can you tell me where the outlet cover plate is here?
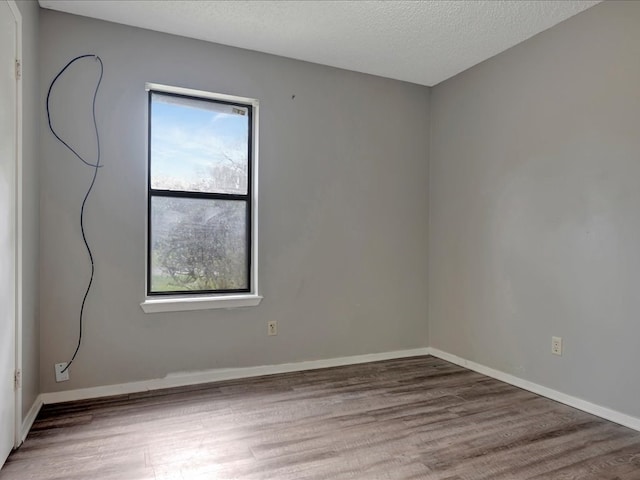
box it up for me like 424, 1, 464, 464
268, 321, 277, 336
55, 363, 70, 382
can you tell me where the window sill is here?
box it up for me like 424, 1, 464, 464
140, 294, 263, 313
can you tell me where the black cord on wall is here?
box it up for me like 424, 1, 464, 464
46, 54, 104, 374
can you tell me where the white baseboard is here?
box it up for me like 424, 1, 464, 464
20, 394, 43, 444
427, 347, 640, 433
34, 346, 640, 440
40, 347, 431, 405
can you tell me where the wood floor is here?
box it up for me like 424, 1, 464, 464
2, 356, 640, 480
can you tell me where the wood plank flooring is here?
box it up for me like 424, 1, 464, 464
2, 356, 640, 479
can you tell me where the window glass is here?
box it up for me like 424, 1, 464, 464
147, 88, 254, 296
150, 92, 249, 195
150, 196, 248, 292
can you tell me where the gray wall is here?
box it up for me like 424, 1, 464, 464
16, 0, 39, 422
39, 10, 430, 393
430, 0, 640, 419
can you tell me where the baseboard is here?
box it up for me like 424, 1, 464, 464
427, 347, 640, 433
28, 346, 640, 439
20, 394, 43, 444
40, 347, 431, 405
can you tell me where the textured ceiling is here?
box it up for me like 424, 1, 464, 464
38, 0, 600, 86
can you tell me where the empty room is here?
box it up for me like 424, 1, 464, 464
1, 0, 640, 478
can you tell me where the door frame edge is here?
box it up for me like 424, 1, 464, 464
6, 0, 23, 450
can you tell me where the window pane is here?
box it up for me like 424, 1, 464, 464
150, 92, 249, 195
150, 196, 248, 292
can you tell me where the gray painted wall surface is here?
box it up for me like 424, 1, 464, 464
39, 11, 430, 393
16, 0, 39, 422
430, 1, 640, 418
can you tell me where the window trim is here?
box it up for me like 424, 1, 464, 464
141, 82, 261, 312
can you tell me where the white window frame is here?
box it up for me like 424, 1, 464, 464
140, 83, 261, 313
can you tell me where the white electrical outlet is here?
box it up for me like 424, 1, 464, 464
268, 321, 277, 336
551, 337, 563, 356
55, 363, 70, 382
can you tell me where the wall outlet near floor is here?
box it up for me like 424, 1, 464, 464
268, 321, 278, 336
55, 362, 70, 382
551, 337, 563, 356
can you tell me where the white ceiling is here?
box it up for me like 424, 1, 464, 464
38, 0, 601, 87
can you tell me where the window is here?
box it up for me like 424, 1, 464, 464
141, 83, 261, 313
